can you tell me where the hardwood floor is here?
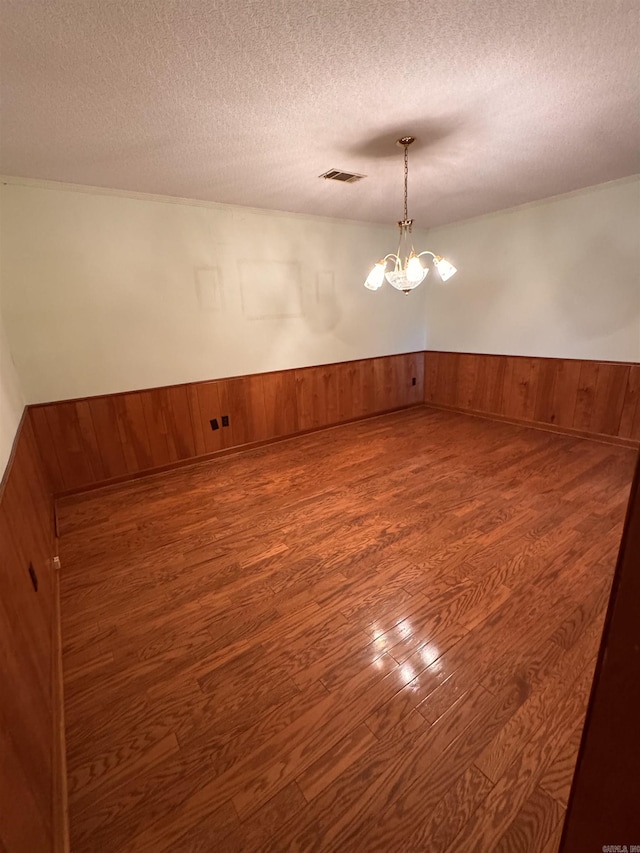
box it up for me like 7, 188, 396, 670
57, 407, 636, 852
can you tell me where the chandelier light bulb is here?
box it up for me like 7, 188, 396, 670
362, 136, 459, 294
406, 253, 425, 284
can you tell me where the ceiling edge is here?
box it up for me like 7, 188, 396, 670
0, 174, 409, 234
3, 172, 638, 237
426, 173, 640, 235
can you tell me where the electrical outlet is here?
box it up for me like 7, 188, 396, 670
412, 377, 417, 386
53, 556, 61, 570
28, 563, 38, 592
210, 418, 219, 431
222, 415, 229, 427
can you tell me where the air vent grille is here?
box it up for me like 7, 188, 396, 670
319, 169, 366, 184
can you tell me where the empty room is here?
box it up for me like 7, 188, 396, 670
1, 1, 639, 851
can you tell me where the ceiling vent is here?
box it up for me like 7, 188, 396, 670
319, 169, 366, 184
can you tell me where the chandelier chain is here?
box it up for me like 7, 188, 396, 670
403, 143, 409, 223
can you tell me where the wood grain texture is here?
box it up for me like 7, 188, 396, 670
30, 354, 424, 494
424, 351, 640, 445
0, 411, 56, 852
55, 408, 636, 852
52, 560, 70, 853
560, 454, 640, 851
261, 370, 299, 437
28, 353, 639, 496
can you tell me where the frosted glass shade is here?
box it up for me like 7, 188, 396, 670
364, 262, 385, 290
434, 257, 457, 282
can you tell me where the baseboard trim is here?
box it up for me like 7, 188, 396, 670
424, 402, 640, 449
53, 403, 425, 500
52, 547, 69, 853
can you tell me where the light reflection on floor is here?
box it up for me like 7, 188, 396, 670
369, 619, 441, 681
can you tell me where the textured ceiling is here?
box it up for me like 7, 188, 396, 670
1, 0, 639, 226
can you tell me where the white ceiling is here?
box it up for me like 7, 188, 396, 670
1, 0, 639, 227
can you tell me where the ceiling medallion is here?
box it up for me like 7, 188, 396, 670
364, 136, 457, 294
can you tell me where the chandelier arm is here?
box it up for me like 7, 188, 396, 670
384, 252, 401, 272
417, 251, 438, 260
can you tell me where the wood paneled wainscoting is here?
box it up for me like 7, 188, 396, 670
0, 412, 65, 851
29, 353, 425, 494
561, 454, 640, 849
424, 352, 640, 446
27, 351, 640, 496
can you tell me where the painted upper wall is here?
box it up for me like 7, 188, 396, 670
2, 176, 637, 408
0, 203, 26, 477
424, 176, 640, 362
0, 181, 428, 403
0, 315, 25, 477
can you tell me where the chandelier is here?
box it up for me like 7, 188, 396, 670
364, 136, 457, 294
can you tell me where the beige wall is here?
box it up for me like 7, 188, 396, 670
2, 176, 638, 413
0, 317, 25, 477
0, 203, 26, 476
424, 176, 640, 362
0, 181, 428, 403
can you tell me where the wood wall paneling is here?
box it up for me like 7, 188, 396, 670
158, 384, 197, 462
139, 389, 174, 468
28, 352, 640, 496
399, 351, 424, 408
0, 412, 56, 851
372, 356, 395, 412
293, 367, 316, 432
220, 375, 269, 446
295, 364, 340, 432
114, 393, 154, 474
532, 357, 558, 425
560, 454, 640, 849
30, 354, 423, 494
0, 721, 51, 852
470, 355, 505, 413
424, 352, 640, 444
549, 359, 582, 428
372, 353, 420, 411
426, 351, 458, 408
592, 363, 630, 436
29, 405, 66, 492
85, 396, 129, 481
618, 365, 640, 439
44, 402, 97, 489
189, 381, 224, 457
336, 360, 368, 422
501, 356, 539, 421
572, 361, 600, 432
260, 370, 300, 438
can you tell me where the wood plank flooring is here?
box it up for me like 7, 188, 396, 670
57, 407, 636, 852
